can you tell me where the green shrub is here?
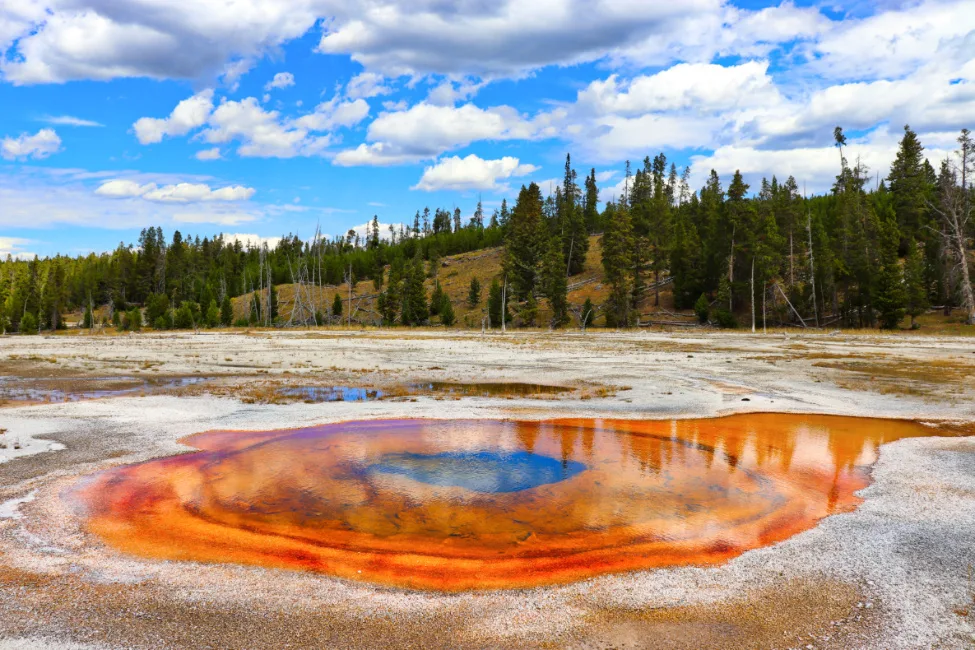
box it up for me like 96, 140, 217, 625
205, 300, 219, 328
173, 302, 196, 329
440, 298, 456, 326
19, 312, 38, 334
715, 309, 738, 329
126, 307, 142, 331
145, 293, 170, 324
220, 295, 233, 327
581, 297, 596, 328
694, 294, 710, 324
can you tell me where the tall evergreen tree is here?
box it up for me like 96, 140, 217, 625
401, 255, 429, 326
467, 277, 481, 307
904, 238, 929, 328
220, 294, 233, 326
541, 237, 569, 327
558, 154, 589, 276
429, 281, 446, 317
873, 209, 907, 329
669, 198, 704, 308
584, 168, 600, 233
503, 183, 546, 301
600, 200, 634, 327
888, 125, 931, 243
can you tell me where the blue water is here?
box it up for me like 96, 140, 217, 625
278, 386, 384, 402
368, 450, 586, 493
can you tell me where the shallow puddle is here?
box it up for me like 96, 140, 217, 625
275, 382, 570, 403
411, 382, 571, 397
0, 376, 209, 404
72, 414, 962, 591
277, 386, 384, 402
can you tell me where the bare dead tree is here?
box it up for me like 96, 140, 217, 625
344, 263, 354, 328
928, 131, 975, 325
501, 275, 508, 335
570, 302, 599, 332
807, 206, 819, 328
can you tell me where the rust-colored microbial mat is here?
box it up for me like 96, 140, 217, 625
74, 415, 952, 591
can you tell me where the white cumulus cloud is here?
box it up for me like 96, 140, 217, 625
133, 90, 214, 144
1, 128, 61, 160
195, 147, 223, 161
95, 179, 256, 203
202, 97, 332, 158
412, 155, 539, 192
264, 71, 295, 91
221, 232, 283, 249
1, 1, 321, 84
346, 72, 390, 99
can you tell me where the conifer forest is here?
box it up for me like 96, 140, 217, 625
3, 126, 972, 335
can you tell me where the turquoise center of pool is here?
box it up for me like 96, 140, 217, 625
369, 450, 587, 493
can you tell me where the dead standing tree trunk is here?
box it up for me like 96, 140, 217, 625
929, 132, 975, 325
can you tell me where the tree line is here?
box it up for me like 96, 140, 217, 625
0, 125, 972, 333
500, 126, 974, 330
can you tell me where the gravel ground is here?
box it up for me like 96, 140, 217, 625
0, 329, 973, 649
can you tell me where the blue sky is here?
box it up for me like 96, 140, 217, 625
1, 0, 973, 258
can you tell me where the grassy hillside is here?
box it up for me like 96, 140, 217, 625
233, 235, 683, 328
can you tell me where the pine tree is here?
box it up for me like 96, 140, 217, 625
714, 276, 736, 328
648, 153, 672, 307
872, 196, 906, 330
520, 294, 538, 327
694, 294, 710, 324
368, 215, 381, 250
467, 277, 481, 307
888, 125, 930, 241
503, 183, 546, 300
332, 293, 343, 319
581, 296, 595, 329
206, 299, 219, 328
487, 278, 509, 328
401, 256, 428, 326
429, 281, 446, 316
541, 237, 569, 327
126, 307, 142, 331
584, 169, 600, 233
440, 296, 456, 326
669, 202, 704, 308
559, 154, 589, 276
379, 263, 403, 326
699, 170, 727, 293
498, 199, 510, 231
904, 238, 929, 328
746, 178, 784, 326
220, 294, 233, 326
600, 200, 634, 327
251, 291, 261, 324
19, 311, 37, 334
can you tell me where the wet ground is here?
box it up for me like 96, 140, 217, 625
0, 330, 973, 648
0, 375, 210, 406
